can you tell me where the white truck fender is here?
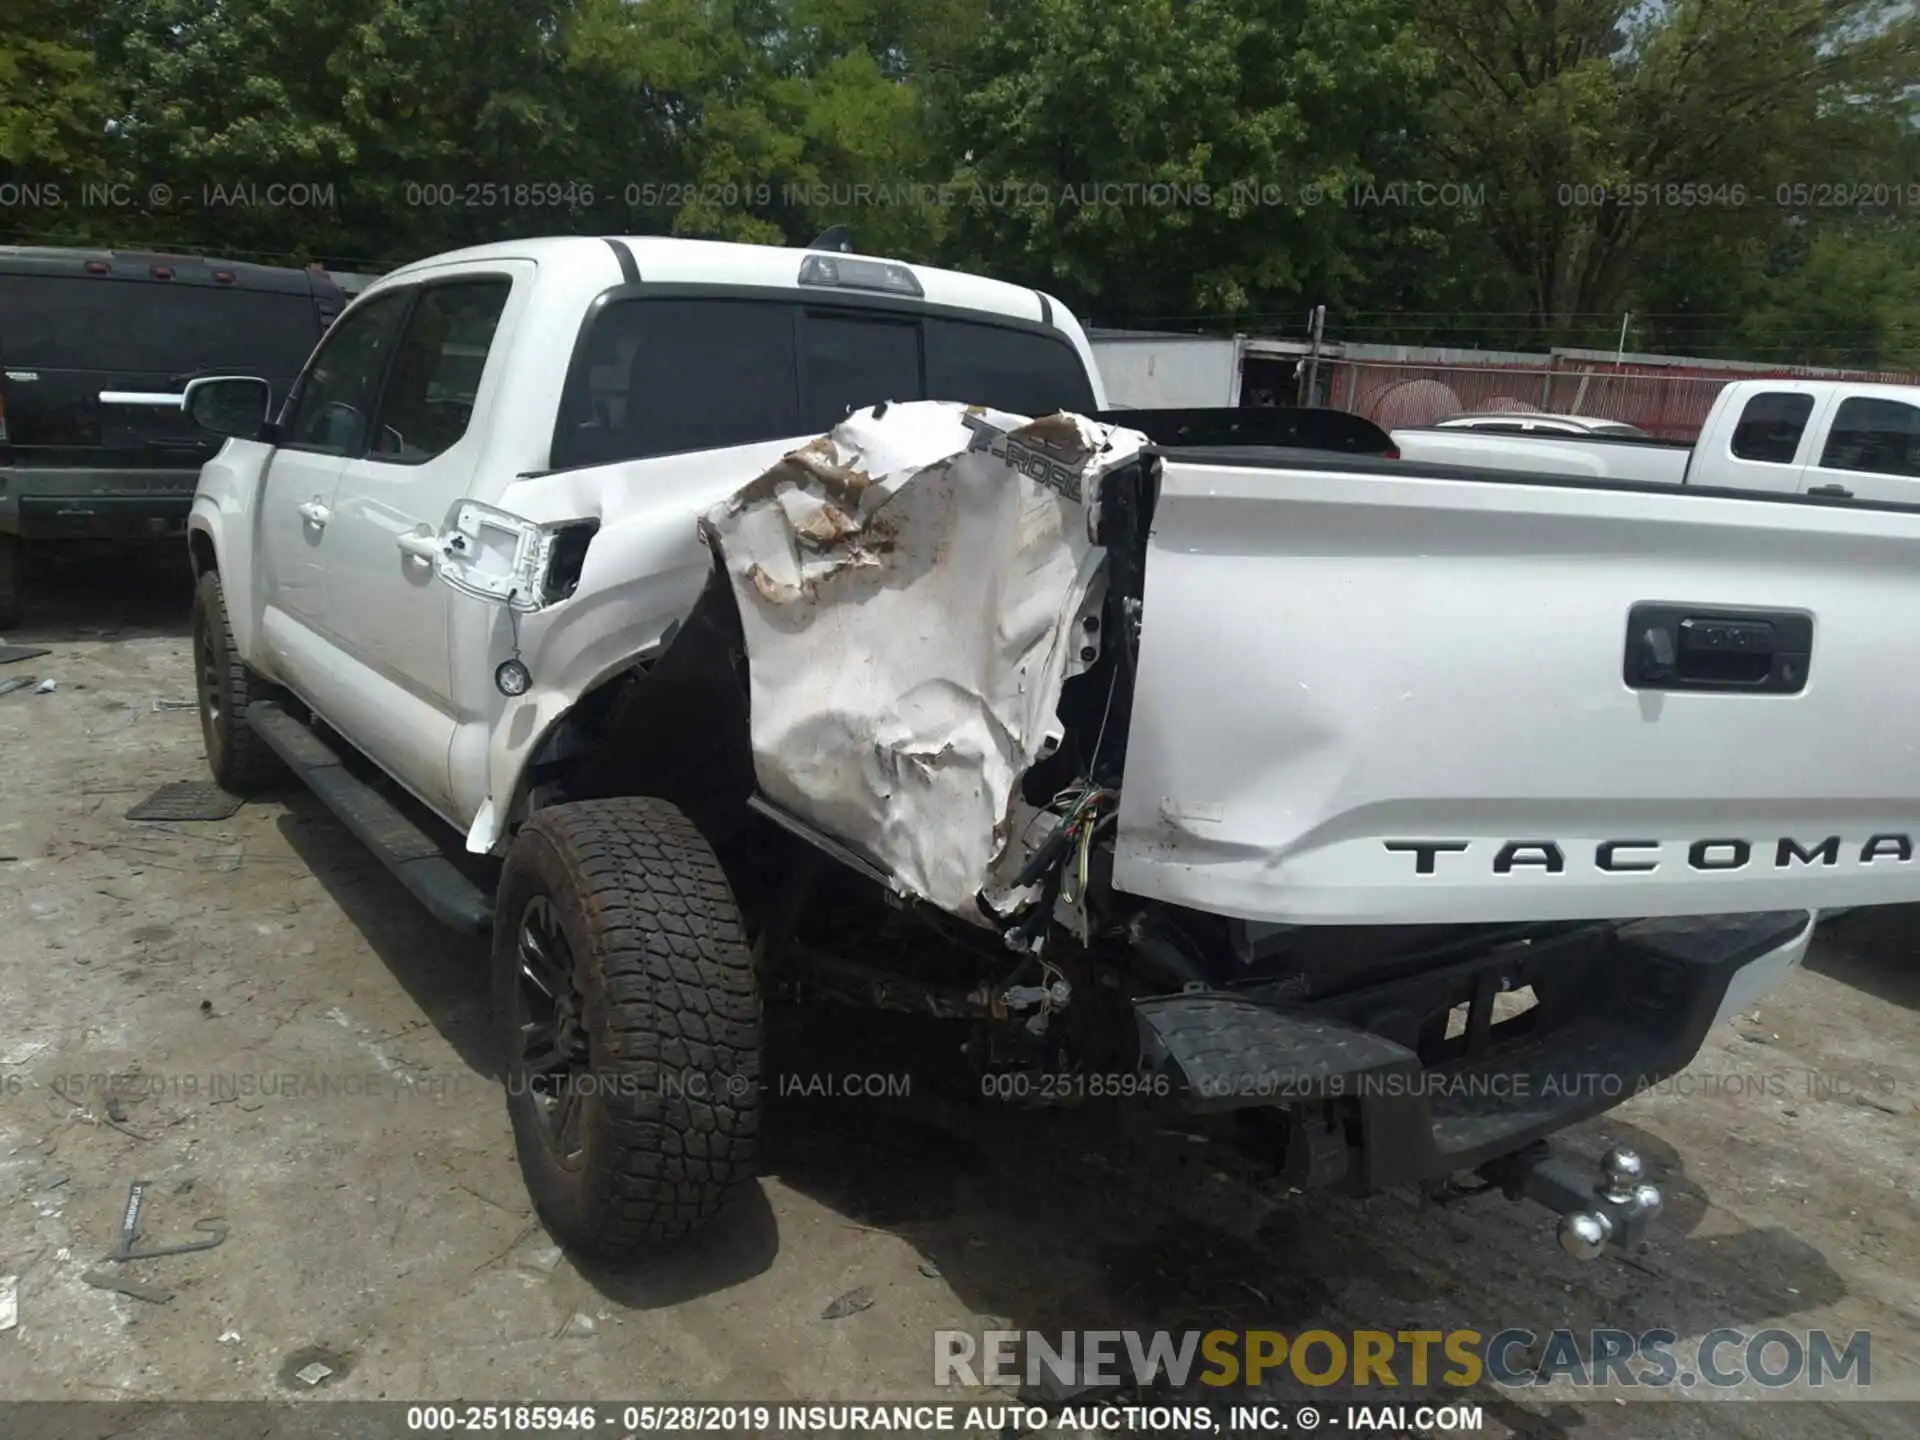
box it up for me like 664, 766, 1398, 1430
445, 435, 826, 853
464, 628, 677, 855
187, 436, 276, 666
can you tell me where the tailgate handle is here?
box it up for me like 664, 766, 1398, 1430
1626, 604, 1811, 694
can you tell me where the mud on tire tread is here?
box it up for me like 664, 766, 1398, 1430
193, 569, 283, 791
497, 798, 760, 1258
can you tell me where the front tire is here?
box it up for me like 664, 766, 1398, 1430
496, 797, 761, 1258
192, 569, 282, 791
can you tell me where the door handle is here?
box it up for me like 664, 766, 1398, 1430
296, 498, 331, 527
1807, 483, 1852, 498
395, 529, 442, 563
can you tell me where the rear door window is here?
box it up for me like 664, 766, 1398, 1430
369, 280, 512, 464
1730, 392, 1815, 463
1817, 397, 1920, 479
280, 292, 412, 456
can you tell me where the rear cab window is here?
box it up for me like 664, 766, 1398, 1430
923, 316, 1097, 419
801, 313, 921, 432
550, 293, 1096, 469
1729, 392, 1816, 464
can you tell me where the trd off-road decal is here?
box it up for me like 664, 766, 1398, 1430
960, 412, 1085, 503
1384, 835, 1917, 875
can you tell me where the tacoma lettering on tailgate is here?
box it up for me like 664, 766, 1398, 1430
1385, 835, 1916, 875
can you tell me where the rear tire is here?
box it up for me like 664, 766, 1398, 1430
496, 797, 761, 1258
0, 534, 21, 630
192, 570, 282, 791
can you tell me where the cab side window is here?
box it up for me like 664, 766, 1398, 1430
281, 292, 410, 455
1818, 397, 1920, 480
1729, 392, 1815, 464
370, 280, 512, 464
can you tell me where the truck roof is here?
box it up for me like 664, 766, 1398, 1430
374, 234, 1061, 329
1716, 375, 1920, 405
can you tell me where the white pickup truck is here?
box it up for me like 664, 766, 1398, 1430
1394, 377, 1920, 500
179, 235, 1920, 1263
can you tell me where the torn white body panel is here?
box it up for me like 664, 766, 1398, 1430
702, 401, 1145, 919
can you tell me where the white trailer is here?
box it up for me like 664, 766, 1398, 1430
1090, 332, 1244, 409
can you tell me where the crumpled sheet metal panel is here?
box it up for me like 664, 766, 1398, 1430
701, 401, 1146, 920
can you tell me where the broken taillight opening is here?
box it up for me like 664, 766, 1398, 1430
151, 265, 174, 280
213, 269, 236, 284
542, 521, 600, 604
85, 260, 110, 275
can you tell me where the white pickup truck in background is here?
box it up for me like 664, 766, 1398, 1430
1394, 378, 1920, 501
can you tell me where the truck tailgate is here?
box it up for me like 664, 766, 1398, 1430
1112, 454, 1920, 924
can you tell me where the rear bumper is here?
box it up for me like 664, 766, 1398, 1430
0, 468, 198, 538
1135, 909, 1813, 1189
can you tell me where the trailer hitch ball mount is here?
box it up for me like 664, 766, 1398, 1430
1480, 1145, 1664, 1262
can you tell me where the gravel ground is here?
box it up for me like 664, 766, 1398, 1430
0, 553, 1916, 1437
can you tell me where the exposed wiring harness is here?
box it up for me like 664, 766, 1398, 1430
1055, 784, 1111, 906
990, 781, 1112, 953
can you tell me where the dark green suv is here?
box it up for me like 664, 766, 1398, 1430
0, 246, 344, 626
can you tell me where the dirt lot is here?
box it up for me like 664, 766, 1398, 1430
1, 553, 1918, 1437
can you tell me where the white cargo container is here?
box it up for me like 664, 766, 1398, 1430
1090, 332, 1244, 408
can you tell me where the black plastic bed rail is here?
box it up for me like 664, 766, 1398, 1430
1098, 406, 1395, 456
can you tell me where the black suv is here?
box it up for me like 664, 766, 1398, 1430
0, 246, 344, 626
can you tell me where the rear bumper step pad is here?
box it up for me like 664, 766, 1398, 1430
1135, 909, 1812, 1187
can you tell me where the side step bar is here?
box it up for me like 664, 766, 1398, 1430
245, 700, 493, 934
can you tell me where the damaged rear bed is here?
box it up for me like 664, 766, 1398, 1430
565, 398, 1920, 1258
688, 399, 1920, 931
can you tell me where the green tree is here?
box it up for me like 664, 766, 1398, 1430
1415, 0, 1918, 341
0, 0, 113, 247
97, 0, 369, 260
569, 0, 944, 255
925, 0, 1432, 324
97, 1, 601, 266
332, 0, 595, 256
1735, 223, 1920, 370
0, 0, 106, 171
